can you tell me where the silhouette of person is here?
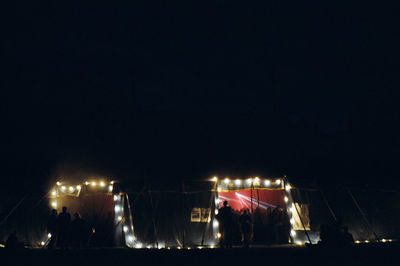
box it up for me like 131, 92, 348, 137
265, 208, 274, 244
216, 200, 234, 248
5, 231, 23, 250
272, 205, 282, 243
239, 209, 252, 248
342, 226, 354, 246
57, 206, 71, 249
71, 213, 87, 249
282, 208, 291, 244
47, 209, 58, 249
252, 207, 266, 244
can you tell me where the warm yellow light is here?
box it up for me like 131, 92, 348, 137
40, 241, 45, 246
254, 177, 260, 182
108, 185, 113, 192
177, 246, 182, 249
47, 233, 52, 238
389, 239, 393, 242
69, 186, 74, 192
235, 179, 242, 186
381, 239, 387, 243
211, 176, 218, 182
100, 181, 105, 187
290, 218, 295, 224
285, 184, 291, 191
61, 186, 66, 192
117, 216, 123, 221
135, 243, 143, 248
51, 190, 56, 196
76, 185, 81, 190
246, 178, 252, 185
355, 240, 361, 244
224, 178, 230, 184
51, 201, 57, 208
290, 230, 296, 237
215, 209, 219, 215
284, 196, 289, 202
275, 179, 281, 185
365, 240, 370, 243
217, 233, 221, 238
85, 181, 90, 185
110, 181, 115, 184
56, 181, 62, 186
264, 180, 271, 186
217, 187, 221, 192
91, 181, 97, 187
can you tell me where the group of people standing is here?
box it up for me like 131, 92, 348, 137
319, 219, 354, 247
47, 206, 91, 249
216, 201, 291, 248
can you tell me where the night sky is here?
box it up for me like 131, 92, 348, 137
2, 1, 399, 194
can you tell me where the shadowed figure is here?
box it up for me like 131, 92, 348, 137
5, 231, 24, 250
47, 209, 58, 249
216, 201, 234, 248
71, 213, 88, 249
57, 206, 71, 249
342, 226, 354, 246
239, 209, 252, 248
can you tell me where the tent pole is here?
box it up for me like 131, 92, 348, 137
250, 182, 253, 214
148, 188, 159, 248
201, 181, 217, 246
346, 187, 380, 242
0, 193, 29, 226
182, 180, 186, 249
125, 194, 135, 243
318, 189, 337, 222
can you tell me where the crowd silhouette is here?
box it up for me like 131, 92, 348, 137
318, 219, 354, 247
46, 206, 93, 249
216, 201, 291, 248
216, 201, 354, 248
5, 202, 355, 249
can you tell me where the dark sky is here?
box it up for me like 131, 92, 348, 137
1, 1, 399, 193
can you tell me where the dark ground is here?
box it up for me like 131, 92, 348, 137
1, 243, 399, 266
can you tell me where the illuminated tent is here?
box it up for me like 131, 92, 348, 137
2, 176, 399, 248
216, 176, 310, 245
48, 180, 136, 248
